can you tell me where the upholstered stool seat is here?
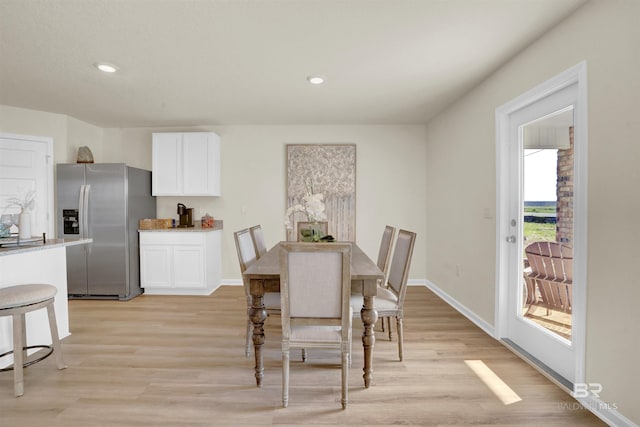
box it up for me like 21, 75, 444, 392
0, 284, 67, 397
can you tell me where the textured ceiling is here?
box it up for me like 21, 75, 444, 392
0, 0, 587, 128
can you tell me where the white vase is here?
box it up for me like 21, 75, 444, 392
18, 210, 31, 239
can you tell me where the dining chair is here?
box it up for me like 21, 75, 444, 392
279, 242, 352, 409
233, 228, 280, 357
375, 225, 396, 333
352, 229, 416, 361
249, 224, 267, 258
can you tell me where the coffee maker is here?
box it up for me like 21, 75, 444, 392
177, 203, 194, 228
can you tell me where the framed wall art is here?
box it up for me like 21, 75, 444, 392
286, 144, 356, 241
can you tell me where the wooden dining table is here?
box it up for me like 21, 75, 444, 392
242, 241, 384, 388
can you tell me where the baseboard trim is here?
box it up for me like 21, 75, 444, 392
223, 278, 429, 287
221, 279, 243, 286
575, 395, 638, 427
424, 280, 494, 337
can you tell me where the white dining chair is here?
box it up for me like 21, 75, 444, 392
279, 242, 352, 409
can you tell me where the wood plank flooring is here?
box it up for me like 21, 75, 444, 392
0, 286, 604, 426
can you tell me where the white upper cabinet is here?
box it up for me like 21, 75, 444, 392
152, 132, 221, 196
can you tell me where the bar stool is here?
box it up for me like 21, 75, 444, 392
0, 284, 67, 397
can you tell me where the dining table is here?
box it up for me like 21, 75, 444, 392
242, 241, 384, 388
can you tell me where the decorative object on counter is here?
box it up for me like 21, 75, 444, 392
5, 189, 36, 239
177, 203, 194, 227
157, 218, 173, 229
297, 220, 328, 242
76, 146, 94, 163
1, 214, 18, 236
201, 213, 214, 228
139, 218, 174, 229
139, 219, 157, 230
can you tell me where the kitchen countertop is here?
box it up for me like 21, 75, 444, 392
138, 219, 223, 232
0, 237, 93, 256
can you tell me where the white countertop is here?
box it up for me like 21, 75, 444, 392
0, 237, 92, 256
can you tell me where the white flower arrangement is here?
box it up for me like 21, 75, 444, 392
5, 189, 36, 211
284, 180, 327, 230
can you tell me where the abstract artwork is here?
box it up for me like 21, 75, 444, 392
286, 144, 356, 241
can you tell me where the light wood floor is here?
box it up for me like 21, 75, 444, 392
1, 286, 604, 426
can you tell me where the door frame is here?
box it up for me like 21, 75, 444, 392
0, 132, 55, 237
494, 62, 588, 387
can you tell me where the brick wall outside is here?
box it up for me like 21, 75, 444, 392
556, 126, 574, 245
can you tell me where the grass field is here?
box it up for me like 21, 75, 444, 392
524, 206, 555, 214
524, 221, 556, 242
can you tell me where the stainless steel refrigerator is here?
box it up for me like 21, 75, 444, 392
56, 164, 156, 300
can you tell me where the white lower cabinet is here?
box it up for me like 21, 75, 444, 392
140, 230, 221, 295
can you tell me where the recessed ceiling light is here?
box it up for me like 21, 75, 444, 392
95, 62, 118, 73
307, 75, 325, 85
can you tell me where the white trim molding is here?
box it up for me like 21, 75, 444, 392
576, 395, 639, 427
425, 280, 495, 337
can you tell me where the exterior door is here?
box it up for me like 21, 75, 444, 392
496, 63, 587, 389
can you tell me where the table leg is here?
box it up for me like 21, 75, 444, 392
360, 295, 378, 388
249, 293, 267, 387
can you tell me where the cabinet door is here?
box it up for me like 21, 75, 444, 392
152, 133, 182, 196
183, 133, 220, 196
173, 245, 205, 288
140, 245, 172, 288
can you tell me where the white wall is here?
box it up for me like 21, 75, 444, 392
102, 125, 428, 282
425, 0, 640, 423
0, 105, 69, 162
1, 108, 428, 283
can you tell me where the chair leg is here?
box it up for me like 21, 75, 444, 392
341, 350, 349, 410
12, 314, 24, 397
282, 349, 290, 408
245, 319, 252, 357
301, 348, 307, 362
46, 303, 67, 370
397, 317, 404, 362
388, 317, 393, 341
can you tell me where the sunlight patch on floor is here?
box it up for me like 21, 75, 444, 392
465, 360, 522, 405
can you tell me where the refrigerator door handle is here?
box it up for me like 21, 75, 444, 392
78, 184, 86, 238
83, 184, 91, 238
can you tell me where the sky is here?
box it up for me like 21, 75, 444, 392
524, 149, 557, 202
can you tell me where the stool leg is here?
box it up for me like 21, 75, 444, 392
12, 314, 24, 397
46, 303, 67, 370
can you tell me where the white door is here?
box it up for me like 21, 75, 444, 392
496, 63, 587, 389
0, 134, 54, 237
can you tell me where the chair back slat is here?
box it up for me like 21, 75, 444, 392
250, 225, 267, 258
376, 226, 396, 281
234, 228, 257, 273
386, 230, 416, 305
